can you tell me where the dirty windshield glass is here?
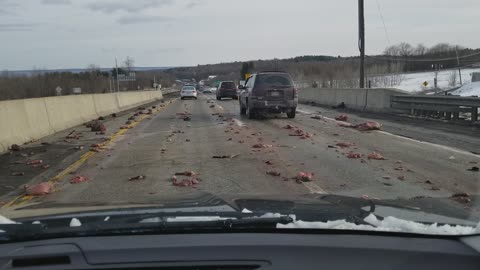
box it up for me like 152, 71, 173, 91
0, 0, 479, 236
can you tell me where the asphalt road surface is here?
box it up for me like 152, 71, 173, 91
1, 92, 479, 218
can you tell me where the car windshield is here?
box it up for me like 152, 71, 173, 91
0, 0, 479, 238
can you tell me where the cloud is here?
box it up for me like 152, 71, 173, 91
42, 0, 71, 4
0, 23, 34, 31
87, 0, 173, 14
117, 15, 172, 25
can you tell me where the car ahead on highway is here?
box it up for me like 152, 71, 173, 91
180, 85, 198, 100
239, 71, 298, 119
216, 81, 238, 100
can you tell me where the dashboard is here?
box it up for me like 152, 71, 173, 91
1, 232, 479, 269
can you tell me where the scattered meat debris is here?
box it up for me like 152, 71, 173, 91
120, 126, 133, 129
354, 121, 382, 131
266, 170, 281, 177
467, 166, 479, 172
25, 182, 53, 196
11, 172, 25, 176
335, 114, 348, 121
264, 160, 273, 165
10, 144, 22, 151
128, 175, 146, 181
98, 116, 105, 120
397, 175, 405, 181
90, 121, 106, 132
336, 142, 353, 148
451, 193, 471, 204
111, 113, 117, 118
27, 159, 43, 166
66, 130, 81, 139
283, 124, 295, 129
295, 172, 314, 183
367, 152, 385, 160
172, 175, 200, 187
175, 171, 196, 177
70, 175, 89, 184
346, 152, 362, 159
310, 115, 322, 120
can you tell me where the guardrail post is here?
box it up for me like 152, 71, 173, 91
472, 107, 478, 123
446, 112, 452, 120
453, 112, 460, 120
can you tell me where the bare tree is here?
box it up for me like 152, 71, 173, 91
413, 44, 427, 56
448, 70, 457, 87
124, 56, 135, 73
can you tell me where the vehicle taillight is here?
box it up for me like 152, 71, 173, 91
293, 88, 298, 98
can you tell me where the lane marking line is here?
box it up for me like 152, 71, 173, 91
232, 118, 246, 127
377, 131, 479, 158
2, 99, 176, 209
297, 107, 478, 158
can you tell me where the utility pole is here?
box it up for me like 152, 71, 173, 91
115, 57, 120, 92
358, 0, 365, 88
455, 46, 463, 85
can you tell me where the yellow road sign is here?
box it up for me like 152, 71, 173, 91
245, 73, 251, 80
423, 81, 428, 87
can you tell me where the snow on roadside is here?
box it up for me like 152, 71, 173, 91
379, 68, 480, 93
451, 81, 480, 97
277, 214, 480, 235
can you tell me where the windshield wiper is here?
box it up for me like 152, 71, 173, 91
0, 215, 294, 242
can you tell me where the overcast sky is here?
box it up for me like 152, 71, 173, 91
1, 0, 479, 70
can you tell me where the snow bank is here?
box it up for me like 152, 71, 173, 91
277, 214, 480, 235
451, 81, 480, 97
378, 68, 480, 93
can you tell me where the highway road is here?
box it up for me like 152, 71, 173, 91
1, 92, 479, 218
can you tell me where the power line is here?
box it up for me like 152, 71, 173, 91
365, 51, 480, 62
375, 0, 390, 46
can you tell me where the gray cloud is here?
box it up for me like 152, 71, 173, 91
0, 23, 34, 32
87, 0, 173, 14
117, 15, 172, 25
42, 0, 71, 4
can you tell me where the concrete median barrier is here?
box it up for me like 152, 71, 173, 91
0, 98, 53, 153
0, 90, 163, 153
44, 94, 98, 132
299, 88, 409, 112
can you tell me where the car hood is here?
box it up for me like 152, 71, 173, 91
2, 192, 479, 226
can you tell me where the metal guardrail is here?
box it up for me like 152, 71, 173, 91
391, 95, 480, 123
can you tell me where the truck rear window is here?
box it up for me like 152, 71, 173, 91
256, 74, 293, 87
221, 82, 236, 89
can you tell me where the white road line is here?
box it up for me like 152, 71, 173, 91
232, 118, 245, 127
296, 109, 311, 114
377, 131, 479, 158
297, 107, 478, 158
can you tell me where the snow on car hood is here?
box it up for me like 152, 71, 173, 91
277, 213, 480, 235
